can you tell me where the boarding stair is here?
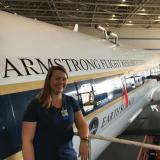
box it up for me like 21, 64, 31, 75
137, 136, 160, 160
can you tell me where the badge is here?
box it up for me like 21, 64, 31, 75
61, 108, 69, 120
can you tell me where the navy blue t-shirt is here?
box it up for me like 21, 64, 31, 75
23, 95, 80, 160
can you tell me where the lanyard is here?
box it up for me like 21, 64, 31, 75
61, 95, 69, 120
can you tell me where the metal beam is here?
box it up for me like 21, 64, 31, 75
25, 15, 160, 22
48, 1, 160, 8
2, 0, 160, 8
46, 20, 160, 26
121, 0, 152, 25
90, 2, 97, 27
1, 8, 160, 16
1, 0, 160, 29
43, 20, 159, 24
46, 0, 63, 26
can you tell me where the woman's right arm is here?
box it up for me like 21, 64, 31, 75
22, 122, 37, 160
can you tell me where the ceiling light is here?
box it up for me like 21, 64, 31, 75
125, 23, 133, 26
137, 13, 147, 15
112, 14, 115, 17
122, 0, 126, 2
4, 5, 9, 8
119, 4, 128, 6
158, 16, 160, 19
129, 20, 132, 23
109, 18, 118, 20
141, 8, 146, 12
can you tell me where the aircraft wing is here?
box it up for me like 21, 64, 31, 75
122, 103, 160, 136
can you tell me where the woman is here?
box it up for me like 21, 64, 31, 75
22, 65, 89, 160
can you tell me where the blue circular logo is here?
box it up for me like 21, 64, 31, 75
89, 117, 99, 134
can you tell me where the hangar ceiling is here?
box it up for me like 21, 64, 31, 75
1, 0, 160, 28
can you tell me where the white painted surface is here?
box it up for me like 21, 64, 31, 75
79, 27, 160, 53
1, 11, 160, 160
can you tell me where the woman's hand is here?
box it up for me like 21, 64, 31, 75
79, 140, 90, 160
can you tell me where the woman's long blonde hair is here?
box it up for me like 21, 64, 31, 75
37, 65, 68, 108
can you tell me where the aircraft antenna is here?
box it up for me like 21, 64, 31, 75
95, 25, 119, 45
73, 24, 78, 32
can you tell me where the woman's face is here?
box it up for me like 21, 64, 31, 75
50, 70, 67, 95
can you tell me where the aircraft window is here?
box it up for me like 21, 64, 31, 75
150, 68, 158, 76
147, 67, 160, 80
134, 76, 143, 86
141, 71, 148, 81
145, 70, 151, 77
143, 70, 152, 81
157, 68, 160, 76
154, 68, 160, 76
65, 76, 123, 115
79, 83, 95, 112
125, 76, 136, 92
141, 72, 146, 84
93, 76, 123, 108
64, 83, 78, 101
112, 78, 123, 99
143, 71, 148, 78
75, 80, 96, 114
92, 77, 112, 107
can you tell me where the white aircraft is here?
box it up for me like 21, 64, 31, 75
1, 11, 160, 160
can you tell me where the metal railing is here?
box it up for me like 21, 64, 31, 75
75, 132, 160, 160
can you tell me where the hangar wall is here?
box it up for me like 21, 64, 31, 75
79, 27, 160, 53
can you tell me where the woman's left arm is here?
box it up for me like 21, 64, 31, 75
74, 111, 89, 160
